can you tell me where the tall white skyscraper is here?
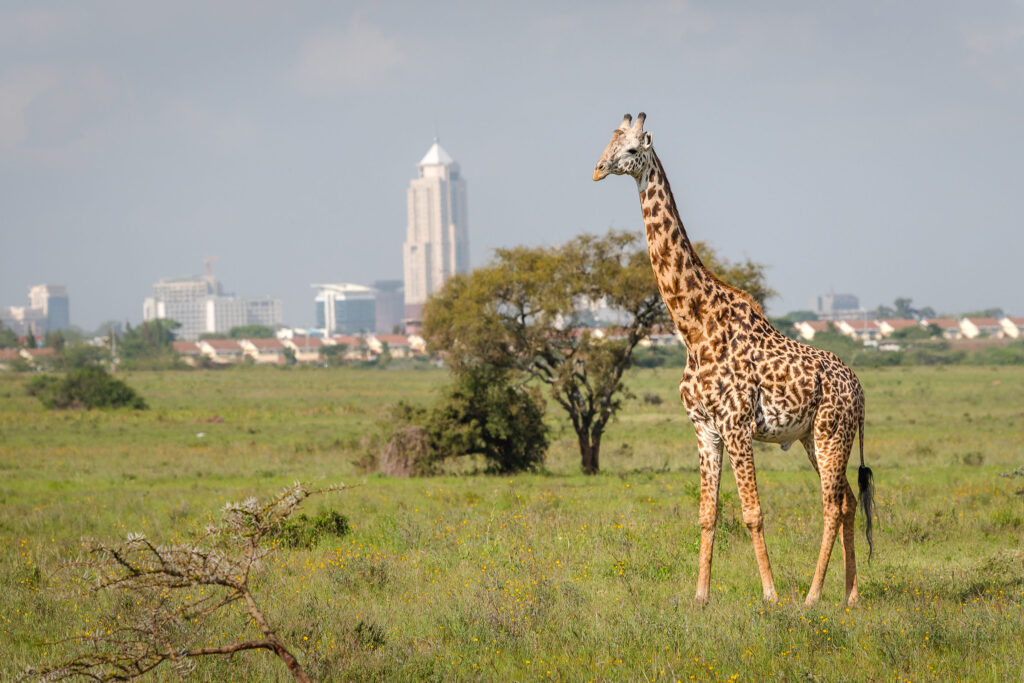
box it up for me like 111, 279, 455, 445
402, 138, 469, 323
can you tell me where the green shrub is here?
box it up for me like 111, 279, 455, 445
385, 366, 550, 474
427, 366, 550, 473
273, 510, 351, 548
26, 366, 148, 410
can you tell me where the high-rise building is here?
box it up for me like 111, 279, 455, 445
1, 284, 70, 337
313, 283, 376, 335
813, 291, 861, 321
28, 285, 70, 332
143, 265, 281, 340
402, 138, 469, 324
372, 280, 404, 333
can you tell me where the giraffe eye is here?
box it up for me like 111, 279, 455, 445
626, 148, 637, 154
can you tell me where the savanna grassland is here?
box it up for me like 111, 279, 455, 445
1, 365, 1022, 681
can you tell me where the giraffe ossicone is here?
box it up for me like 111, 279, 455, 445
594, 113, 875, 607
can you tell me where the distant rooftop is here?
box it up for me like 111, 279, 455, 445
311, 283, 375, 295
419, 138, 454, 166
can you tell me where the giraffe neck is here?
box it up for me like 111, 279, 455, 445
637, 151, 720, 345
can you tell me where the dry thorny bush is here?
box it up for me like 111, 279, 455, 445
27, 482, 349, 682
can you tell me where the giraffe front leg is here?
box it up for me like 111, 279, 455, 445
692, 421, 723, 606
724, 429, 778, 603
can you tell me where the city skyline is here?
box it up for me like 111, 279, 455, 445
2, 3, 1023, 329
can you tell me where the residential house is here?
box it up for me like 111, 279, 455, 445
407, 334, 428, 356
835, 319, 881, 342
329, 335, 371, 361
793, 320, 831, 341
172, 341, 203, 366
876, 319, 921, 337
921, 318, 962, 339
284, 336, 328, 363
369, 334, 414, 358
960, 317, 1004, 339
198, 339, 244, 364
17, 347, 56, 368
241, 338, 287, 364
999, 317, 1024, 339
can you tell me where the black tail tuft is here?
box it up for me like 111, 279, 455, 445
858, 465, 875, 561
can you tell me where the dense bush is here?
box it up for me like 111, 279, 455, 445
386, 366, 550, 474
272, 510, 351, 549
27, 367, 148, 410
429, 367, 549, 473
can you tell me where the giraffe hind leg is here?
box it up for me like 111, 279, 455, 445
839, 480, 859, 605
804, 427, 856, 606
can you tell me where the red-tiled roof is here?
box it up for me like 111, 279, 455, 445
23, 347, 55, 357
374, 334, 410, 346
842, 320, 876, 330
290, 336, 325, 349
1006, 317, 1024, 326
247, 338, 284, 350
202, 339, 242, 350
173, 341, 201, 354
0, 349, 19, 361
964, 317, 1001, 327
800, 321, 831, 331
879, 319, 919, 330
329, 336, 361, 347
925, 318, 960, 329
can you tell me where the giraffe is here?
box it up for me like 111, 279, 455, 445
593, 113, 875, 607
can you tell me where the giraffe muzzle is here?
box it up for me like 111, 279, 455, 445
593, 163, 610, 181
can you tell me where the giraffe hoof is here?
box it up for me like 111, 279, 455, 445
803, 594, 820, 608
693, 594, 709, 608
763, 591, 778, 603
846, 593, 860, 607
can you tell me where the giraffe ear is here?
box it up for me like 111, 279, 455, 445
642, 131, 653, 149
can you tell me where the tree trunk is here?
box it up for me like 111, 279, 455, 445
579, 431, 602, 475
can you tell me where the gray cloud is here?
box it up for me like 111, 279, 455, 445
290, 16, 406, 94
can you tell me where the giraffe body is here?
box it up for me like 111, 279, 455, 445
594, 113, 874, 606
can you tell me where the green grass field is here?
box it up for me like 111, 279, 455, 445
2, 365, 1022, 681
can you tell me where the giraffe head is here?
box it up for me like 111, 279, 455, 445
593, 112, 653, 182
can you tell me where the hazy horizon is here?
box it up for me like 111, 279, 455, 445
3, 1, 1023, 329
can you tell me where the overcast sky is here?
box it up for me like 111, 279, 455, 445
2, 1, 1022, 329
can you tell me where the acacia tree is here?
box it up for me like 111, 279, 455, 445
424, 232, 666, 474
424, 231, 775, 475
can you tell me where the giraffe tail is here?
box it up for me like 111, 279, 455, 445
857, 401, 875, 560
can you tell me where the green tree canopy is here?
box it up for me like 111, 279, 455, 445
229, 325, 275, 339
424, 231, 669, 474
119, 320, 181, 369
0, 323, 19, 349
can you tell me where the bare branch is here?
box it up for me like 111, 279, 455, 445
33, 482, 348, 682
